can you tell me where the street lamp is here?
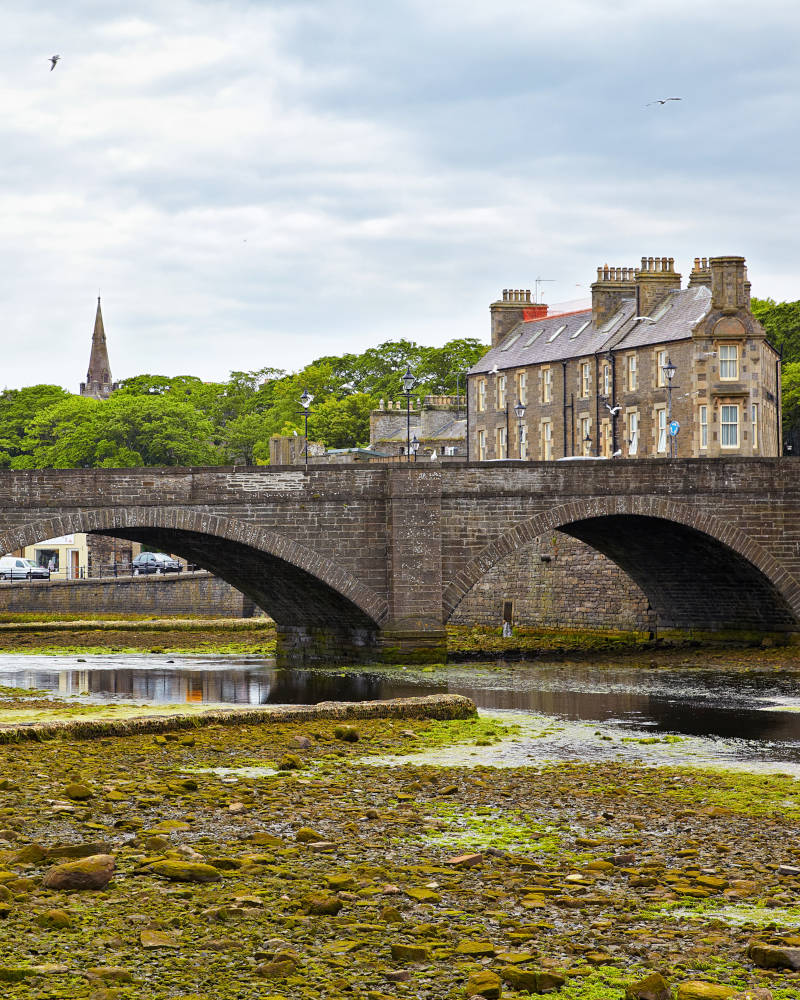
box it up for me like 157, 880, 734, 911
411, 435, 420, 461
299, 388, 314, 465
401, 367, 418, 463
513, 399, 526, 458
662, 358, 677, 458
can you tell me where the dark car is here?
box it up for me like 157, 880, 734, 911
131, 552, 183, 575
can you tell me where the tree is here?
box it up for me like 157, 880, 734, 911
311, 394, 375, 450
751, 298, 800, 364
0, 385, 72, 467
220, 412, 273, 465
782, 362, 800, 453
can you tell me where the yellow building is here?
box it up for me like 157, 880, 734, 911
22, 534, 89, 579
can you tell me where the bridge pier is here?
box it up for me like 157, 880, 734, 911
274, 621, 448, 666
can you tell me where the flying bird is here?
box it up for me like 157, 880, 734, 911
632, 315, 656, 324
605, 403, 621, 416
644, 97, 681, 107
49, 54, 60, 71
490, 364, 499, 374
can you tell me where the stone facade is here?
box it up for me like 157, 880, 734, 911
0, 462, 796, 662
469, 256, 782, 462
370, 396, 467, 459
0, 571, 255, 618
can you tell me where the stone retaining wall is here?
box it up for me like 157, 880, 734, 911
0, 571, 255, 618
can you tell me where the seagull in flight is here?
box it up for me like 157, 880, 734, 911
49, 54, 60, 71
605, 403, 621, 416
644, 97, 681, 107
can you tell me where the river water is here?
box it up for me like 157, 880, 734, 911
2, 652, 800, 776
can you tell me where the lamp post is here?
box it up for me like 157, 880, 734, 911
401, 367, 418, 463
662, 357, 677, 458
513, 399, 526, 458
299, 388, 314, 465
411, 435, 420, 462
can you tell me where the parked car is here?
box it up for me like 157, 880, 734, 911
0, 556, 51, 581
131, 552, 183, 575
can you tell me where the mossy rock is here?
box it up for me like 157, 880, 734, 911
677, 983, 738, 1000
626, 972, 671, 1000
302, 892, 343, 915
278, 753, 303, 770
146, 860, 221, 884
42, 854, 115, 891
36, 908, 72, 930
390, 943, 430, 962
64, 782, 93, 801
334, 725, 359, 743
295, 827, 326, 843
465, 969, 502, 998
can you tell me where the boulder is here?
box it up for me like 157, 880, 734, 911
677, 983, 738, 1000
42, 854, 115, 891
747, 941, 800, 970
390, 943, 430, 962
626, 972, 671, 1000
146, 860, 221, 883
465, 969, 502, 998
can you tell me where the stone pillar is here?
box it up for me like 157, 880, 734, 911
379, 467, 447, 663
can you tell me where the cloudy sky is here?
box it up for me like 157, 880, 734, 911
2, 0, 799, 390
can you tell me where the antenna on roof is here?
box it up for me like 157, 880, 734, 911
534, 277, 556, 303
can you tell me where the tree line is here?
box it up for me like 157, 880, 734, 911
0, 338, 486, 469
751, 297, 800, 451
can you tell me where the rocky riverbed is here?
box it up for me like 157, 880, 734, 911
0, 702, 797, 999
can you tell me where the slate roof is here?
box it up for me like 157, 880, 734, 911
377, 417, 467, 443
469, 285, 712, 375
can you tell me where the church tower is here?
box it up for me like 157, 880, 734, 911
80, 297, 118, 399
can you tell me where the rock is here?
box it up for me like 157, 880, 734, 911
390, 943, 430, 962
380, 906, 403, 923
48, 841, 111, 859
747, 941, 800, 970
278, 753, 303, 770
12, 842, 47, 864
626, 972, 671, 1000
455, 941, 496, 957
677, 983, 738, 1000
86, 967, 133, 982
295, 827, 326, 843
36, 908, 73, 929
446, 853, 483, 869
465, 969, 502, 998
146, 860, 221, 883
42, 854, 115, 891
256, 958, 297, 979
0, 885, 12, 902
537, 971, 565, 992
334, 725, 359, 743
500, 965, 538, 992
405, 887, 441, 903
64, 783, 93, 801
0, 967, 34, 982
302, 893, 343, 915
144, 836, 170, 852
733, 990, 773, 1000
777, 864, 800, 877
140, 929, 180, 948
291, 735, 312, 749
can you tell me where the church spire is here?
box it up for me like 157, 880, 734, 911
80, 297, 117, 399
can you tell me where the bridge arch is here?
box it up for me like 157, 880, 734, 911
0, 507, 389, 630
444, 495, 800, 632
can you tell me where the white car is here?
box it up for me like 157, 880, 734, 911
0, 556, 51, 581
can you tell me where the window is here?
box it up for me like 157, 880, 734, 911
518, 371, 527, 405
627, 355, 637, 391
500, 332, 521, 351
699, 404, 708, 450
524, 328, 544, 347
541, 420, 552, 461
477, 429, 486, 461
656, 406, 667, 453
547, 324, 566, 343
719, 344, 739, 380
581, 362, 591, 398
519, 423, 528, 459
600, 418, 611, 458
579, 416, 591, 455
655, 349, 667, 387
603, 364, 611, 397
497, 374, 506, 409
496, 426, 507, 459
752, 403, 759, 451
627, 410, 639, 456
721, 404, 739, 447
541, 366, 552, 404
477, 379, 486, 412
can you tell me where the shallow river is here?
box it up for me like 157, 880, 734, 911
2, 653, 800, 776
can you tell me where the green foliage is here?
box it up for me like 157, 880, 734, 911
751, 297, 800, 363
0, 337, 487, 467
780, 361, 800, 449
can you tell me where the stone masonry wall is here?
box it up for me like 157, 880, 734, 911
450, 533, 651, 629
0, 572, 256, 618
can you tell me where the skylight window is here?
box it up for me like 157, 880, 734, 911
569, 320, 590, 340
500, 332, 521, 351
547, 324, 566, 343
601, 307, 628, 334
524, 329, 544, 347
650, 297, 674, 322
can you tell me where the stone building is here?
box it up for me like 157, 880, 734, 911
370, 396, 467, 459
80, 297, 118, 400
468, 256, 782, 462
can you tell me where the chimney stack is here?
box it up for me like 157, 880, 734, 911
709, 256, 748, 314
490, 289, 545, 347
635, 256, 682, 316
591, 264, 636, 328
688, 257, 712, 289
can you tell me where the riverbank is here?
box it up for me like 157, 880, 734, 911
0, 616, 797, 663
0, 702, 796, 999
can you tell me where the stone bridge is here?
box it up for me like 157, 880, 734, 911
0, 459, 798, 662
